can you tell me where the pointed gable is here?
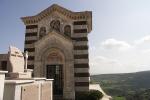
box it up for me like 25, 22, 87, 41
21, 4, 92, 33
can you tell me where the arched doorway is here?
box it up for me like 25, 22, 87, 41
34, 32, 75, 100
45, 49, 64, 95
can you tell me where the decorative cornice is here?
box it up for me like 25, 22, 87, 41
21, 4, 92, 32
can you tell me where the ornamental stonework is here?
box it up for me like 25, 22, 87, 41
21, 4, 92, 100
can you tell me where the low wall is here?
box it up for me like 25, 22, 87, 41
90, 84, 112, 100
3, 78, 53, 100
0, 71, 7, 100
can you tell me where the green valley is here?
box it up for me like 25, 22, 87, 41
91, 71, 150, 100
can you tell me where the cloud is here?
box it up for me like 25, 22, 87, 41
90, 55, 125, 74
90, 36, 150, 74
96, 56, 120, 64
90, 56, 122, 69
134, 35, 150, 45
142, 49, 150, 54
101, 38, 132, 51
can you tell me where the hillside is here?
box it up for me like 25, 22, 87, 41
91, 71, 150, 100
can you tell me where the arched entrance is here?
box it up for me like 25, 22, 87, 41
34, 32, 75, 100
45, 49, 64, 95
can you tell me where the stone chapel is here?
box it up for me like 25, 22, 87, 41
0, 4, 92, 100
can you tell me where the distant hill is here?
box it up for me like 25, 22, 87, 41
91, 71, 150, 100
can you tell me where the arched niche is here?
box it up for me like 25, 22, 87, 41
39, 27, 46, 39
64, 25, 71, 37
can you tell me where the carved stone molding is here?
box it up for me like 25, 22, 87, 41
21, 4, 92, 33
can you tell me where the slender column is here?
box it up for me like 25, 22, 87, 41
24, 51, 28, 70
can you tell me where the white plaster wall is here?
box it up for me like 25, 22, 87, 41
14, 85, 21, 100
0, 74, 5, 100
3, 79, 53, 100
3, 84, 15, 100
0, 71, 7, 100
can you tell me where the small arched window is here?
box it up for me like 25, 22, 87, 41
50, 20, 60, 32
39, 27, 46, 39
64, 25, 71, 37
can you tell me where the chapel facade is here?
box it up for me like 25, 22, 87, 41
0, 4, 92, 100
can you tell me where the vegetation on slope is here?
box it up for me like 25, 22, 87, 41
91, 71, 150, 100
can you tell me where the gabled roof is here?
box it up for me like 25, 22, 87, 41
21, 4, 92, 32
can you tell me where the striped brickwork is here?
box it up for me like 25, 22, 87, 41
24, 25, 38, 69
72, 21, 90, 92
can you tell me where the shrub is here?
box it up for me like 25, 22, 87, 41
76, 90, 103, 100
76, 92, 89, 100
88, 90, 103, 100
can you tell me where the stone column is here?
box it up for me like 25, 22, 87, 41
0, 71, 7, 100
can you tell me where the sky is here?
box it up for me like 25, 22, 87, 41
1, 0, 150, 74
